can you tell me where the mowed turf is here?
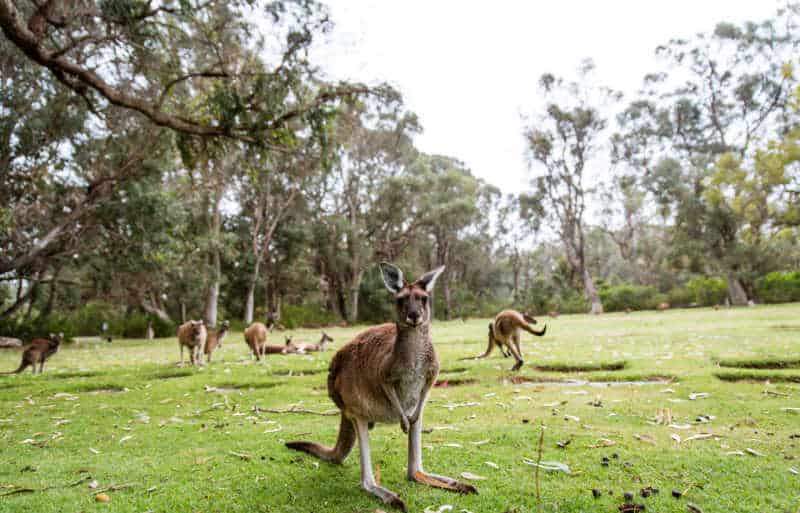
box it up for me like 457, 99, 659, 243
1, 304, 799, 513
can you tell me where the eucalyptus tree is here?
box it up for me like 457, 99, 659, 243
522, 64, 619, 314
615, 5, 800, 303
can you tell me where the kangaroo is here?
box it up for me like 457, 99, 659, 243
204, 320, 230, 363
244, 322, 268, 361
177, 320, 207, 366
3, 333, 63, 374
286, 263, 476, 512
287, 332, 334, 354
474, 309, 546, 371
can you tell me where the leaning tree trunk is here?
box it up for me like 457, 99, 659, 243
727, 274, 749, 306
244, 257, 261, 324
204, 247, 221, 327
583, 267, 604, 314
141, 293, 172, 323
348, 269, 363, 324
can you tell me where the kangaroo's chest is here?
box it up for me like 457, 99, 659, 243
389, 351, 437, 409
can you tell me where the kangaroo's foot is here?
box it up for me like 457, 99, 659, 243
411, 470, 478, 494
362, 482, 407, 512
511, 359, 524, 371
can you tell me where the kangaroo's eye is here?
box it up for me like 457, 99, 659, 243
421, 296, 428, 305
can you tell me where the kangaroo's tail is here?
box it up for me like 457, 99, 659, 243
1, 361, 28, 375
286, 414, 355, 464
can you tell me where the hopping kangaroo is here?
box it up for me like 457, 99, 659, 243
204, 320, 230, 363
286, 331, 334, 354
177, 320, 207, 366
476, 309, 546, 371
3, 333, 63, 374
286, 263, 477, 512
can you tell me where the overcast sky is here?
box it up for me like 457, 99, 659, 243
312, 1, 782, 193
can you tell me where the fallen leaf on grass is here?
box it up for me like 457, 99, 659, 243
588, 438, 615, 448
745, 448, 765, 457
669, 423, 692, 430
687, 504, 704, 513
780, 407, 800, 413
634, 434, 656, 445
95, 493, 110, 503
688, 393, 709, 400
263, 425, 282, 434
442, 443, 463, 448
118, 435, 133, 444
671, 434, 682, 443
726, 450, 745, 456
522, 459, 571, 474
484, 461, 499, 469
460, 472, 486, 481
789, 467, 798, 475
470, 439, 489, 446
423, 505, 453, 513
228, 451, 252, 461
88, 480, 99, 489
564, 415, 580, 422
681, 433, 714, 443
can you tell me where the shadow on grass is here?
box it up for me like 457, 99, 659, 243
434, 378, 477, 387
49, 370, 105, 379
717, 357, 800, 369
533, 360, 628, 372
508, 373, 675, 386
714, 371, 800, 383
213, 381, 283, 390
150, 368, 195, 380
269, 368, 326, 376
440, 366, 469, 374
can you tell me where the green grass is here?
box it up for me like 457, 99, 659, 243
1, 304, 799, 512
717, 356, 800, 369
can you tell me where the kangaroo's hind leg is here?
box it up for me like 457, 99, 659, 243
353, 417, 407, 512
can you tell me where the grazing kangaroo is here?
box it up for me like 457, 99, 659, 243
474, 310, 546, 371
204, 320, 230, 363
177, 320, 207, 366
3, 333, 63, 374
287, 332, 334, 354
286, 263, 476, 512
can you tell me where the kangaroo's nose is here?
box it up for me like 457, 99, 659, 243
407, 311, 420, 323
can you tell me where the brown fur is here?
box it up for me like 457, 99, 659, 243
658, 302, 670, 311
285, 332, 334, 353
3, 333, 62, 374
476, 309, 546, 371
177, 320, 207, 366
244, 322, 268, 360
286, 263, 475, 511
204, 320, 230, 362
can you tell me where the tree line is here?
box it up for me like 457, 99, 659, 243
2, 1, 800, 338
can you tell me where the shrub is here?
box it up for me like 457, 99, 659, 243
599, 283, 661, 312
280, 304, 340, 329
756, 271, 800, 303
667, 287, 695, 308
686, 276, 728, 306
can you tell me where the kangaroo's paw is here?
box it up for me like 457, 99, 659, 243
363, 482, 407, 512
411, 470, 478, 494
511, 360, 524, 371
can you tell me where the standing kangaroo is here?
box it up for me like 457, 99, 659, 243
177, 320, 207, 366
286, 331, 334, 354
3, 333, 63, 374
286, 263, 477, 512
204, 320, 230, 363
475, 309, 546, 371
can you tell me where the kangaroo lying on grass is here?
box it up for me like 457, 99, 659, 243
204, 320, 230, 363
286, 263, 477, 512
244, 322, 296, 360
285, 331, 334, 354
177, 320, 207, 366
474, 309, 546, 371
2, 333, 63, 374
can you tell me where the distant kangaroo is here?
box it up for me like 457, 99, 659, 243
286, 263, 476, 512
177, 320, 207, 366
3, 333, 63, 374
244, 322, 269, 361
204, 320, 230, 363
287, 331, 334, 354
475, 309, 546, 371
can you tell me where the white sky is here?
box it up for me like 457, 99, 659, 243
313, 0, 782, 193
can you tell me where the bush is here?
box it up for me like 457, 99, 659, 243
757, 271, 800, 303
667, 287, 695, 308
599, 283, 662, 312
686, 276, 728, 306
559, 293, 590, 314
280, 304, 340, 329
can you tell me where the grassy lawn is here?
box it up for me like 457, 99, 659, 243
1, 304, 799, 513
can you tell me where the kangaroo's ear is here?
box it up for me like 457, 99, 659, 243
416, 266, 445, 292
379, 262, 404, 294
49, 333, 55, 338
